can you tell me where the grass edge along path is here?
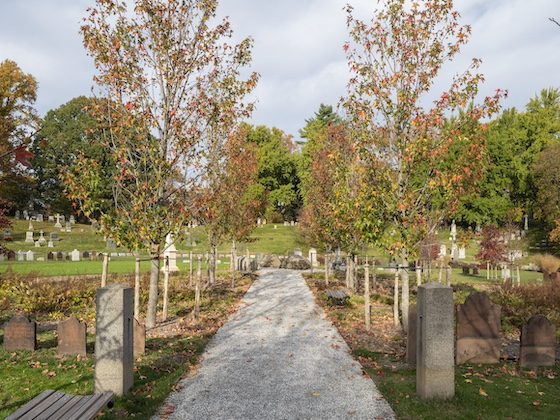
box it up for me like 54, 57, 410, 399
0, 274, 255, 419
305, 276, 560, 420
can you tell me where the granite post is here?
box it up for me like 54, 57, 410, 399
94, 284, 134, 396
417, 283, 454, 399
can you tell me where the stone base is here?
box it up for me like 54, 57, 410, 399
520, 346, 556, 368
456, 338, 500, 364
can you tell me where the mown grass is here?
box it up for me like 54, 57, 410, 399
358, 350, 560, 420
0, 273, 253, 419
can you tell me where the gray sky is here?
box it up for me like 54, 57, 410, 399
1, 0, 559, 141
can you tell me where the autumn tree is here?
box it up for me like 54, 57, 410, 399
195, 126, 259, 285
73, 0, 257, 328
343, 0, 505, 330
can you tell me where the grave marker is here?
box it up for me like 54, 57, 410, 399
520, 315, 556, 368
3, 316, 36, 351
57, 317, 87, 356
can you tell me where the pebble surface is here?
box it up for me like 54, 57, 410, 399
162, 269, 395, 420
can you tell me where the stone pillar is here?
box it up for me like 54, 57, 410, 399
95, 284, 134, 396
417, 283, 454, 399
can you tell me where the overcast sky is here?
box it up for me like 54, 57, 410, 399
1, 0, 559, 141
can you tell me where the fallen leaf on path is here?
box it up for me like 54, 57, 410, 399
311, 392, 321, 397
479, 388, 488, 397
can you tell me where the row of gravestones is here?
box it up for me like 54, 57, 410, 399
3, 315, 145, 358
407, 291, 557, 369
14, 211, 75, 224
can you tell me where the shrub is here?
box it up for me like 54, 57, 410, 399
533, 254, 560, 273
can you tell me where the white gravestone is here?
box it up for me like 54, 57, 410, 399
458, 247, 466, 259
71, 249, 80, 262
25, 231, 34, 243
54, 214, 62, 228
26, 250, 34, 261
162, 233, 179, 272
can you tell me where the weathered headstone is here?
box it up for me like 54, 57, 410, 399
83, 251, 90, 260
417, 283, 454, 399
34, 240, 41, 248
56, 251, 64, 261
38, 230, 47, 245
25, 230, 34, 243
162, 233, 179, 272
49, 232, 59, 242
94, 284, 134, 396
65, 221, 72, 232
57, 317, 87, 356
456, 292, 501, 364
520, 315, 556, 368
47, 252, 54, 261
36, 214, 44, 223
23, 210, 29, 220
48, 240, 54, 248
54, 214, 62, 228
3, 315, 36, 351
69, 215, 76, 225
17, 250, 25, 261
7, 250, 16, 261
3, 229, 13, 241
71, 249, 80, 262
48, 215, 55, 222
133, 318, 145, 357
26, 250, 34, 262
15, 210, 20, 220
406, 304, 417, 365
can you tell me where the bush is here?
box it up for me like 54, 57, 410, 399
533, 254, 560, 273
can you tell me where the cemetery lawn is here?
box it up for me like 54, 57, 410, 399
359, 350, 560, 419
0, 274, 253, 419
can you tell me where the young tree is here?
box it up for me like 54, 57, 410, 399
75, 0, 257, 328
343, 0, 505, 330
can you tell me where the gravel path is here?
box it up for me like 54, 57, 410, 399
162, 269, 395, 420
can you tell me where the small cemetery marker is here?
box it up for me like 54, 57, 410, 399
520, 315, 557, 368
456, 292, 501, 364
71, 249, 80, 262
4, 315, 36, 351
47, 252, 54, 261
57, 317, 87, 356
95, 284, 134, 396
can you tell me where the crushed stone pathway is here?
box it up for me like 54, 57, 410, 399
161, 269, 395, 420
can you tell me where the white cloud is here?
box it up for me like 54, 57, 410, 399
0, 0, 558, 139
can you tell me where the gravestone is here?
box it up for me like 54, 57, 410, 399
162, 233, 179, 272
293, 249, 303, 257
439, 244, 447, 257
36, 214, 44, 223
15, 210, 20, 220
133, 318, 145, 357
520, 315, 556, 368
83, 251, 90, 260
48, 240, 54, 248
65, 221, 72, 232
406, 304, 417, 365
308, 248, 318, 268
458, 247, 466, 259
48, 215, 54, 222
7, 250, 16, 261
3, 315, 36, 351
26, 250, 34, 262
54, 214, 62, 228
35, 240, 41, 248
3, 229, 13, 241
60, 215, 65, 223
456, 292, 501, 364
47, 252, 54, 261
49, 232, 59, 242
91, 251, 99, 261
25, 231, 34, 243
71, 249, 80, 262
56, 251, 64, 261
57, 317, 87, 356
417, 283, 454, 399
38, 230, 47, 245
23, 210, 29, 220
94, 284, 134, 396
69, 215, 76, 225
17, 250, 25, 261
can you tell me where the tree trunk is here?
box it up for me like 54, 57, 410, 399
324, 253, 329, 286
345, 256, 351, 289
189, 251, 193, 288
194, 255, 202, 319
209, 244, 217, 286
101, 253, 109, 287
438, 260, 443, 283
364, 261, 371, 331
162, 256, 169, 321
231, 243, 237, 288
393, 267, 400, 328
146, 247, 160, 329
353, 254, 358, 290
416, 261, 422, 286
516, 265, 521, 287
400, 259, 409, 332
134, 256, 141, 319
446, 265, 452, 286
486, 262, 490, 280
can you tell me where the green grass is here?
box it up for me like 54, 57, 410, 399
357, 350, 560, 419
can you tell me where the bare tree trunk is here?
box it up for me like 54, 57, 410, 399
189, 251, 193, 288
446, 265, 452, 286
393, 267, 400, 328
324, 253, 329, 286
438, 260, 443, 283
101, 253, 109, 287
146, 246, 160, 329
353, 254, 358, 291
517, 265, 521, 286
231, 242, 237, 288
345, 256, 351, 288
209, 244, 217, 286
134, 255, 141, 319
416, 261, 422, 286
486, 262, 490, 280
364, 260, 371, 331
162, 256, 170, 321
194, 255, 202, 319
400, 259, 409, 332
